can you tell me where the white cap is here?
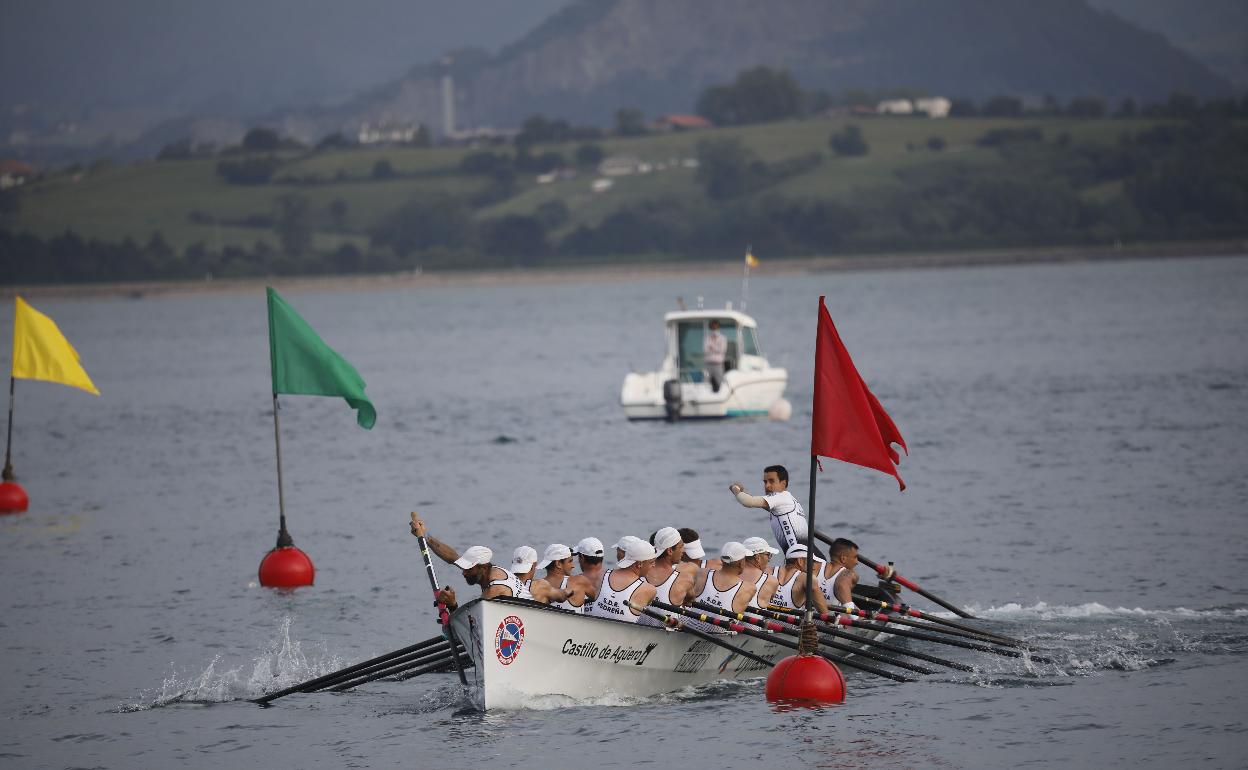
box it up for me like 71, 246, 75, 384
743, 536, 780, 556
784, 544, 809, 560
617, 539, 658, 568
719, 541, 751, 564
683, 538, 706, 559
453, 545, 493, 570
511, 545, 538, 571
653, 526, 682, 552
537, 543, 572, 570
613, 535, 644, 550
573, 537, 604, 557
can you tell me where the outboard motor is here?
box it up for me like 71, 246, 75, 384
662, 379, 682, 422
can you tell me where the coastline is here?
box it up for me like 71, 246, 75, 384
5, 239, 1245, 301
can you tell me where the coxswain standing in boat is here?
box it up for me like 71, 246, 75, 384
587, 539, 659, 622
771, 544, 830, 612
740, 536, 781, 609
574, 537, 607, 588
728, 465, 816, 555
645, 527, 698, 606
688, 542, 756, 614
509, 545, 569, 604
678, 528, 721, 570
537, 543, 597, 613
824, 537, 862, 612
409, 514, 567, 604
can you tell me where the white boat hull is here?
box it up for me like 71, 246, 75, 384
620, 368, 787, 420
448, 597, 882, 709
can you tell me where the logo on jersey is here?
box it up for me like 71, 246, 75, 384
495, 615, 525, 665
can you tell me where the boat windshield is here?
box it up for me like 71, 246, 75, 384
676, 319, 739, 380
742, 326, 760, 356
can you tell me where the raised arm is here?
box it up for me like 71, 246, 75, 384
409, 513, 460, 565
728, 482, 771, 510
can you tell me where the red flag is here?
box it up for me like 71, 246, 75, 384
811, 296, 907, 490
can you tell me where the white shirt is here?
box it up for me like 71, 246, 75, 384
703, 331, 727, 364
766, 490, 808, 551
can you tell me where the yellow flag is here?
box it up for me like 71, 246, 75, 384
11, 296, 100, 395
745, 250, 759, 268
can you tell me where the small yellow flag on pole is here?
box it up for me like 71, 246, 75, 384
745, 249, 760, 268
11, 297, 99, 395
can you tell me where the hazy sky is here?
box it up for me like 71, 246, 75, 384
0, 0, 570, 112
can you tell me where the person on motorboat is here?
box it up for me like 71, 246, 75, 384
728, 465, 818, 555
688, 541, 756, 615
740, 536, 781, 609
770, 544, 830, 613
645, 527, 697, 606
409, 514, 565, 605
537, 543, 597, 613
587, 538, 659, 623
822, 537, 862, 612
509, 545, 570, 604
703, 319, 728, 393
574, 536, 606, 588
678, 527, 721, 570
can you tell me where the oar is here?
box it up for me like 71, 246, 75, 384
650, 600, 913, 683
744, 603, 975, 672
315, 642, 456, 692
625, 601, 776, 669
813, 527, 975, 618
329, 647, 473, 692
852, 590, 1026, 647
413, 520, 468, 686
252, 634, 448, 705
777, 604, 1053, 663
840, 602, 1015, 645
687, 600, 934, 675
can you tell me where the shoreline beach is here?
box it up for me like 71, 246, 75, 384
5, 239, 1245, 300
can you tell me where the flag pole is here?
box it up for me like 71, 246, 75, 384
3, 377, 15, 481
271, 392, 293, 548
740, 244, 751, 312
803, 452, 818, 645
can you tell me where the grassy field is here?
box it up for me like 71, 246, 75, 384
2, 117, 1169, 254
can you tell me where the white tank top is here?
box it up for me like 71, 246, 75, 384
489, 569, 527, 598
821, 566, 847, 603
551, 575, 583, 613
746, 571, 769, 609
652, 568, 680, 605
588, 569, 645, 622
773, 569, 801, 609
695, 569, 743, 611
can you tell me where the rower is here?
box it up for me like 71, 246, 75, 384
740, 536, 780, 609
509, 546, 569, 604
678, 527, 721, 570
537, 543, 597, 613
728, 465, 820, 556
574, 536, 606, 588
688, 542, 756, 615
824, 537, 861, 611
410, 514, 523, 600
645, 527, 697, 606
587, 539, 659, 622
771, 544, 829, 613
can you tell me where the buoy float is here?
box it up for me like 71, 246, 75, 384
768, 398, 793, 422
766, 654, 845, 705
0, 481, 29, 514
258, 545, 315, 588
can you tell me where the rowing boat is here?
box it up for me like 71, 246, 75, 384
447, 587, 895, 709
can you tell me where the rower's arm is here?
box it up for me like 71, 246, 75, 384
728, 483, 770, 509
424, 534, 460, 565
809, 580, 829, 614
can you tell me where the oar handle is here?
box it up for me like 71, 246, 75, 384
812, 527, 976, 619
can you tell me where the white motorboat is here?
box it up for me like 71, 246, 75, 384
447, 594, 893, 709
620, 307, 787, 420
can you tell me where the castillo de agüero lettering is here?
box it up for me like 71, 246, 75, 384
562, 638, 659, 665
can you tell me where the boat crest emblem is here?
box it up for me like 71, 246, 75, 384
495, 615, 525, 665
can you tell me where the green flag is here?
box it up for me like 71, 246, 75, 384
267, 287, 376, 429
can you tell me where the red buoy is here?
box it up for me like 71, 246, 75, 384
258, 545, 315, 588
766, 654, 845, 706
0, 481, 29, 514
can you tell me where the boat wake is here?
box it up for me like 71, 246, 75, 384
117, 616, 343, 712
959, 601, 1248, 621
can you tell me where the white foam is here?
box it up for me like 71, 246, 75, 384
949, 602, 1248, 621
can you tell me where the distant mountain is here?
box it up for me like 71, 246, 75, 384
300, 0, 1232, 136
1087, 0, 1248, 89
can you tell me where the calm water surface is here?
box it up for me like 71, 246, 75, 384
1, 256, 1246, 768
